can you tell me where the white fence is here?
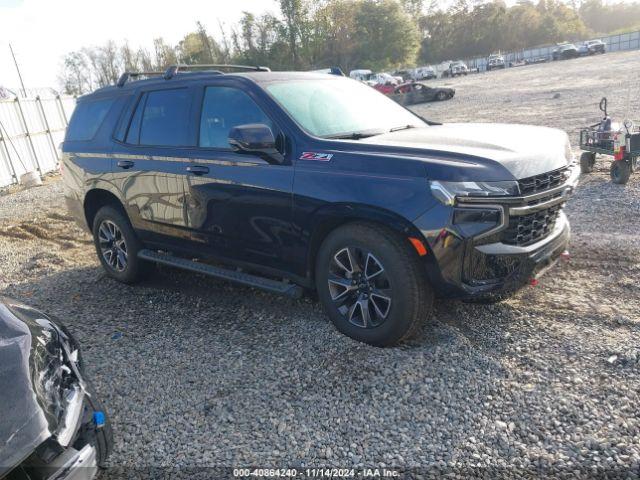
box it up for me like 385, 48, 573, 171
465, 30, 640, 71
0, 95, 75, 189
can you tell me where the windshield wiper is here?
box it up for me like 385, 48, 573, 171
324, 130, 385, 140
389, 125, 417, 132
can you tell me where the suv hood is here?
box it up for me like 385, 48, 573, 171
359, 123, 572, 179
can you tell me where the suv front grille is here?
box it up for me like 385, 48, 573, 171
502, 204, 562, 246
518, 167, 569, 195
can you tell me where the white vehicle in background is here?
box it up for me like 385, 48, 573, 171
436, 60, 469, 78
381, 72, 403, 84
349, 70, 400, 87
486, 54, 506, 71
413, 66, 437, 80
349, 69, 374, 82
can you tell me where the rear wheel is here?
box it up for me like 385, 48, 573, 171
315, 223, 433, 347
580, 151, 596, 173
610, 160, 631, 184
92, 206, 150, 283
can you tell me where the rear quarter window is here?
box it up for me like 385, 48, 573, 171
66, 98, 115, 141
137, 89, 192, 146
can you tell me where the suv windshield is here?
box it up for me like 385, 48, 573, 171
265, 78, 425, 138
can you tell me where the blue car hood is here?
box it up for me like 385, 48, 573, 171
359, 123, 572, 179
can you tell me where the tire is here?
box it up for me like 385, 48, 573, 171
436, 91, 448, 101
580, 151, 596, 174
92, 205, 150, 283
610, 160, 632, 184
315, 223, 433, 347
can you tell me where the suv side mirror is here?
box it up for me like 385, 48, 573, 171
228, 124, 283, 163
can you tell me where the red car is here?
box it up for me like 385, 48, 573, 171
373, 83, 396, 95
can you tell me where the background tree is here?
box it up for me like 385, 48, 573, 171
354, 0, 420, 70
59, 0, 640, 94
279, 0, 310, 68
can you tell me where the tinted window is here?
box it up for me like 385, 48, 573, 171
66, 98, 114, 141
199, 87, 273, 148
138, 89, 192, 146
125, 93, 146, 144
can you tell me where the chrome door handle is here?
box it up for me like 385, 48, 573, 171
186, 165, 209, 175
117, 160, 134, 169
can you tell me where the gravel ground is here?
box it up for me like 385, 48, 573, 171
1, 51, 639, 479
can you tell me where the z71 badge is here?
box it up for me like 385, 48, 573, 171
299, 152, 333, 161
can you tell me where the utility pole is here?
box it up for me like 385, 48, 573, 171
9, 44, 27, 98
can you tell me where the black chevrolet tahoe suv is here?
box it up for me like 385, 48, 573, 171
61, 64, 579, 346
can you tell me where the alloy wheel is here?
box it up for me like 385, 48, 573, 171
98, 220, 128, 272
327, 247, 392, 329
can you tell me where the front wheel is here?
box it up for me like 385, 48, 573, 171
315, 223, 433, 347
436, 91, 448, 101
92, 205, 150, 283
580, 151, 596, 173
610, 160, 632, 184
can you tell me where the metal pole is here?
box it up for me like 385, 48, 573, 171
0, 121, 18, 184
14, 97, 41, 174
56, 95, 69, 125
36, 96, 59, 163
9, 44, 27, 98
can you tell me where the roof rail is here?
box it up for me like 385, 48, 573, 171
117, 71, 165, 88
163, 64, 271, 80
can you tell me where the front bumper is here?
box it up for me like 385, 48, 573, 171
44, 443, 98, 480
460, 212, 570, 296
415, 164, 578, 299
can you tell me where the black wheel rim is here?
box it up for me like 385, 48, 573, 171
327, 247, 392, 329
98, 220, 128, 272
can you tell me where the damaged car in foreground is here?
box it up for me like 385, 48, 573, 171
0, 297, 112, 480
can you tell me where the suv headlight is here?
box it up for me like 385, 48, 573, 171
430, 180, 519, 205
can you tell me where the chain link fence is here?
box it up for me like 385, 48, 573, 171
0, 95, 75, 189
465, 30, 640, 71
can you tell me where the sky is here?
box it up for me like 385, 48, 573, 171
0, 0, 279, 90
1, 0, 640, 91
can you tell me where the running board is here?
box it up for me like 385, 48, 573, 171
138, 249, 304, 298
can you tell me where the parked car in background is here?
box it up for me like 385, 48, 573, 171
441, 61, 469, 77
370, 72, 400, 90
578, 39, 606, 55
390, 82, 455, 105
413, 66, 437, 80
552, 43, 579, 60
0, 297, 113, 480
349, 69, 373, 82
373, 82, 396, 95
392, 70, 412, 82
486, 54, 506, 71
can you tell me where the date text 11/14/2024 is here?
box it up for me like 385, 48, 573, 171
233, 468, 401, 478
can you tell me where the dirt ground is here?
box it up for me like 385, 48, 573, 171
1, 50, 639, 478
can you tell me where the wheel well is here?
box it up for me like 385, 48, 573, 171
306, 217, 417, 282
84, 189, 126, 230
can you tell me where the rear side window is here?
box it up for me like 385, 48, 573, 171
66, 98, 114, 141
127, 88, 192, 146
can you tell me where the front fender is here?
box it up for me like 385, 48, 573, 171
295, 202, 433, 283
